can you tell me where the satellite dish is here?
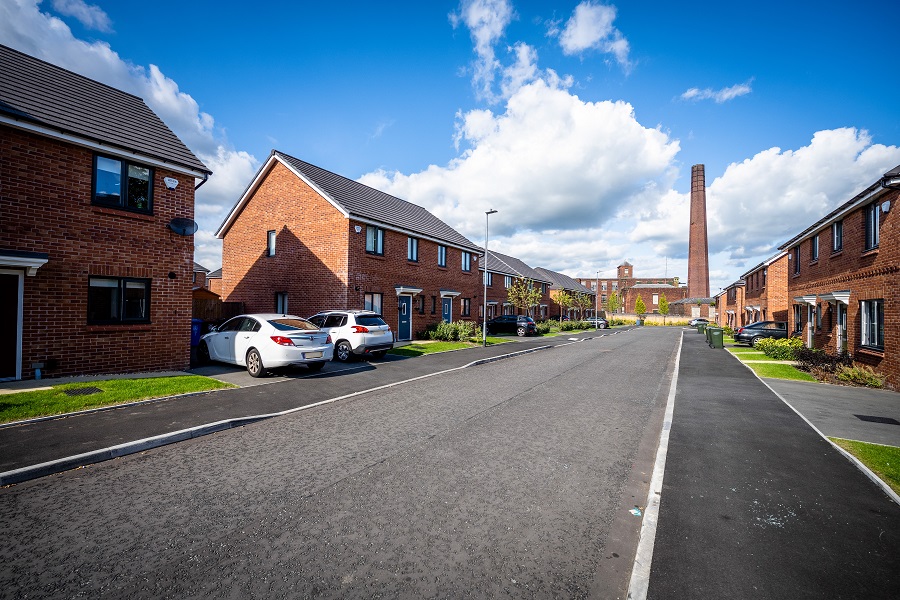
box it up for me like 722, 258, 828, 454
167, 218, 199, 236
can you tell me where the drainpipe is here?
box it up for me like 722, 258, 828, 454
194, 172, 210, 191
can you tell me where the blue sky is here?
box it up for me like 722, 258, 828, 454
3, 0, 899, 293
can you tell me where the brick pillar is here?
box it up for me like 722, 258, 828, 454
688, 164, 710, 298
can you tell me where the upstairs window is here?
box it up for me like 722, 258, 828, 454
407, 237, 419, 262
461, 251, 471, 272
366, 226, 384, 255
792, 246, 800, 274
484, 271, 493, 286
438, 245, 447, 267
88, 277, 150, 324
832, 220, 843, 252
504, 275, 512, 288
865, 203, 880, 250
93, 155, 153, 213
810, 235, 818, 262
267, 230, 276, 256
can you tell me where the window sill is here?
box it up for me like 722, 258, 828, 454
809, 260, 818, 266
407, 260, 420, 266
92, 206, 155, 221
830, 250, 843, 258
857, 346, 885, 358
365, 253, 387, 261
861, 248, 879, 258
86, 323, 152, 333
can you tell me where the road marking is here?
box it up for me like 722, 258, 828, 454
627, 329, 682, 599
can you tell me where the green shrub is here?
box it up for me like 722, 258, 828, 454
722, 325, 734, 336
755, 337, 804, 360
609, 317, 635, 326
796, 347, 851, 373
423, 321, 481, 342
535, 321, 553, 334
836, 364, 885, 388
560, 320, 590, 331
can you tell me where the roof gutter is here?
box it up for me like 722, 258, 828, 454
195, 172, 210, 191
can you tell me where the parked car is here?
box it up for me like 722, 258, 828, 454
689, 317, 709, 327
307, 310, 394, 361
197, 314, 332, 377
584, 317, 609, 329
485, 315, 537, 336
734, 321, 788, 346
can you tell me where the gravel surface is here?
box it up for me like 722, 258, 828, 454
0, 328, 678, 599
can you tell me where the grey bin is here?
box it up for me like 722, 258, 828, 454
708, 327, 724, 349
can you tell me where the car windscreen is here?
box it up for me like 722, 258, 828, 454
269, 318, 318, 331
356, 315, 387, 326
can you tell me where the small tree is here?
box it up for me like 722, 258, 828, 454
555, 290, 573, 322
606, 291, 619, 315
573, 292, 592, 320
507, 277, 542, 317
635, 294, 647, 316
658, 293, 669, 325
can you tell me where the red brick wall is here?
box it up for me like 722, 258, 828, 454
221, 159, 483, 339
743, 254, 788, 323
1, 127, 195, 379
787, 188, 899, 389
207, 276, 222, 296
688, 164, 710, 298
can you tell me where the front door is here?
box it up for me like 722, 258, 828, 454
837, 303, 847, 354
398, 296, 412, 341
442, 297, 452, 323
0, 272, 21, 380
807, 304, 815, 348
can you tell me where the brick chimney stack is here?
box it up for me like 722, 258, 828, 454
688, 164, 710, 298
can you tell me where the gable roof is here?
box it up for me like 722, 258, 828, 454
217, 150, 480, 252
481, 251, 551, 284
533, 267, 592, 293
193, 262, 209, 273
206, 268, 222, 279
0, 44, 209, 177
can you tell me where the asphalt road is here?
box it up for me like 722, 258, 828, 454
0, 328, 678, 598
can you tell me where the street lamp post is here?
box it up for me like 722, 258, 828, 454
483, 209, 497, 347
595, 269, 600, 331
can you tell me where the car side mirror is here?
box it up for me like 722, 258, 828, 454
209, 325, 218, 333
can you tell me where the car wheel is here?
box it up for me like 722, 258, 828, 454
335, 340, 354, 362
371, 350, 387, 359
246, 349, 266, 378
751, 336, 762, 348
307, 362, 325, 372
197, 342, 210, 365
517, 326, 526, 337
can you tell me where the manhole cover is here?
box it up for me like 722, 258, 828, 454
63, 386, 104, 397
853, 415, 900, 425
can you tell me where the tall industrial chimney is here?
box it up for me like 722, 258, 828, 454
688, 164, 710, 298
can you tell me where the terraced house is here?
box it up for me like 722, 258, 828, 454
779, 164, 899, 388
0, 45, 211, 381
480, 251, 553, 319
216, 151, 483, 341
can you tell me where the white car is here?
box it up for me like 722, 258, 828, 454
307, 310, 393, 362
198, 314, 333, 377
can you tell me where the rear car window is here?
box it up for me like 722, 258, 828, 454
356, 316, 387, 326
269, 318, 318, 331
323, 315, 347, 327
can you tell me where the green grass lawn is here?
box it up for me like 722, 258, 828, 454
746, 362, 816, 381
830, 438, 900, 495
727, 346, 760, 353
0, 376, 235, 424
729, 351, 770, 362
388, 338, 509, 357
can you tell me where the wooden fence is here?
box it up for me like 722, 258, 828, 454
192, 299, 243, 323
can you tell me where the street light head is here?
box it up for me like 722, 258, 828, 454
486, 209, 498, 215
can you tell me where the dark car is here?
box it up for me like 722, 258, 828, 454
734, 321, 788, 346
485, 315, 537, 336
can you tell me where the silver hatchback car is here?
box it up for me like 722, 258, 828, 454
307, 310, 394, 361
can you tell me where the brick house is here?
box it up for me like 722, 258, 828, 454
216, 150, 483, 341
716, 280, 746, 328
0, 45, 211, 381
534, 267, 596, 319
206, 267, 222, 297
740, 252, 788, 324
585, 262, 683, 314
779, 165, 899, 388
481, 252, 553, 319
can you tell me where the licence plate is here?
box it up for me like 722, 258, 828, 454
304, 351, 323, 359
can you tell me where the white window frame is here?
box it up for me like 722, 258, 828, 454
366, 226, 385, 255
267, 230, 276, 257
407, 237, 419, 262
461, 251, 471, 272
832, 220, 843, 252
437, 245, 447, 267
811, 234, 818, 262
860, 299, 884, 350
364, 292, 383, 314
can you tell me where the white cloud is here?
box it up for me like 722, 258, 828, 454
51, 0, 111, 32
450, 0, 515, 103
681, 81, 752, 103
630, 128, 900, 291
557, 2, 631, 71
0, 0, 260, 269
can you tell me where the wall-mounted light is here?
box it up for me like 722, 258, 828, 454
882, 199, 891, 213
354, 225, 362, 233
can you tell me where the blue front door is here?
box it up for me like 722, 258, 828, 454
442, 297, 452, 323
398, 295, 412, 341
